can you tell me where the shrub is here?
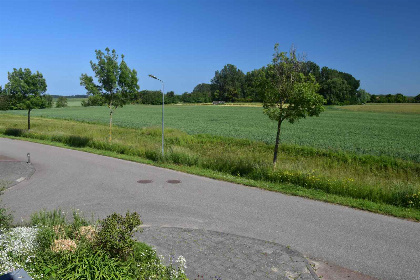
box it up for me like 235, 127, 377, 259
64, 135, 91, 147
4, 128, 25, 136
145, 149, 163, 162
81, 95, 105, 107
55, 96, 68, 108
0, 207, 12, 230
95, 211, 142, 259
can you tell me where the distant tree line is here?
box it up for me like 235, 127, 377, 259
185, 62, 418, 105
50, 94, 88, 99
369, 93, 420, 103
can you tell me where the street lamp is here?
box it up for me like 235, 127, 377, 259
148, 74, 165, 157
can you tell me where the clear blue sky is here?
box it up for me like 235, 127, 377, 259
0, 0, 419, 96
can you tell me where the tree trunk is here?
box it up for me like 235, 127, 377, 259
27, 109, 31, 130
109, 109, 113, 142
273, 119, 282, 167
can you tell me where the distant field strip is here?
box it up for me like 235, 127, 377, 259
336, 103, 420, 114
2, 104, 420, 161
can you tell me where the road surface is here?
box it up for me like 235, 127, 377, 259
1, 138, 419, 280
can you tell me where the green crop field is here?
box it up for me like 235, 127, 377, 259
3, 104, 420, 162
337, 103, 420, 114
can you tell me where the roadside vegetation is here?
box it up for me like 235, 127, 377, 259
3, 104, 419, 162
0, 208, 187, 279
0, 110, 419, 220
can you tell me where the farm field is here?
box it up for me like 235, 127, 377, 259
52, 97, 87, 107
3, 104, 420, 162
336, 103, 420, 114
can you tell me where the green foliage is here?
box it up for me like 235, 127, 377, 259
211, 64, 245, 101
414, 94, 420, 103
261, 43, 324, 163
81, 94, 105, 107
320, 77, 352, 105
42, 94, 53, 108
80, 48, 139, 140
30, 209, 67, 227
3, 105, 420, 161
356, 89, 371, 104
0, 92, 10, 111
4, 127, 25, 137
4, 68, 48, 111
4, 68, 48, 129
370, 93, 410, 103
80, 48, 139, 109
139, 90, 162, 105
318, 66, 360, 104
165, 91, 177, 104
302, 61, 321, 82
56, 96, 68, 108
96, 211, 142, 259
243, 68, 265, 102
0, 200, 12, 230
0, 209, 187, 279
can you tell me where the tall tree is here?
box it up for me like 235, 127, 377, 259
80, 48, 139, 141
321, 77, 352, 104
211, 64, 245, 101
5, 68, 47, 129
394, 93, 407, 103
302, 61, 321, 82
192, 83, 212, 102
319, 67, 360, 104
413, 93, 420, 103
243, 68, 266, 102
261, 44, 324, 166
165, 91, 176, 104
356, 89, 370, 104
0, 86, 9, 110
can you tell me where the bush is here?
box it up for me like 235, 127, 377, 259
95, 211, 142, 259
56, 96, 68, 108
64, 135, 91, 147
4, 128, 25, 136
81, 95, 105, 107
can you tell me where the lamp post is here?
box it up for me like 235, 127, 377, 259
148, 74, 165, 157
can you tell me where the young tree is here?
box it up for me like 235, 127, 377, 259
261, 44, 324, 166
80, 48, 139, 141
5, 68, 47, 130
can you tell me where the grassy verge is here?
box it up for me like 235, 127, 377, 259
0, 114, 419, 221
0, 209, 187, 279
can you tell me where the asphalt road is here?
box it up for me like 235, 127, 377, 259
1, 138, 419, 280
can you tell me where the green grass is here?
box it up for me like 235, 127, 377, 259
1, 113, 419, 220
3, 104, 419, 161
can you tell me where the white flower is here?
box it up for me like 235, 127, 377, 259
0, 226, 39, 275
